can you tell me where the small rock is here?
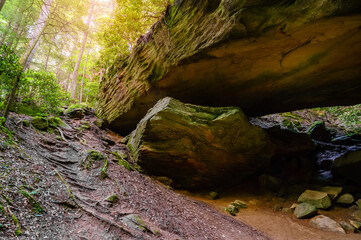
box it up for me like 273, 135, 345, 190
294, 203, 317, 219
298, 190, 332, 209
309, 215, 345, 234
352, 210, 361, 221
290, 203, 298, 210
232, 200, 247, 209
66, 108, 84, 119
105, 194, 119, 203
155, 176, 173, 186
282, 208, 294, 214
350, 220, 361, 230
120, 214, 150, 232
356, 199, 361, 209
258, 174, 282, 192
209, 191, 218, 200
273, 205, 282, 212
320, 186, 342, 200
226, 204, 239, 216
31, 117, 49, 131
340, 221, 355, 232
336, 193, 354, 207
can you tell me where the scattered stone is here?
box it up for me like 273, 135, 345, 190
120, 214, 150, 233
258, 174, 282, 192
282, 208, 294, 214
332, 149, 361, 186
340, 221, 355, 232
273, 205, 282, 212
309, 215, 345, 234
232, 200, 247, 209
336, 193, 354, 207
226, 204, 239, 216
294, 203, 317, 219
31, 117, 49, 131
320, 186, 342, 200
298, 190, 332, 209
290, 203, 298, 210
356, 199, 361, 209
350, 220, 361, 230
209, 191, 218, 200
308, 121, 333, 142
127, 97, 274, 189
155, 176, 173, 186
66, 108, 84, 119
105, 194, 119, 203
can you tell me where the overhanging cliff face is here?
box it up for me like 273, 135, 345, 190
97, 0, 361, 135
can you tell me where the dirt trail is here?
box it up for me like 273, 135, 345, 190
0, 113, 270, 239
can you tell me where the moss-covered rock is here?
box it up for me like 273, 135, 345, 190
225, 204, 239, 216
298, 190, 332, 209
308, 121, 333, 142
127, 97, 274, 189
97, 0, 361, 135
81, 150, 104, 170
105, 194, 119, 203
294, 203, 317, 219
336, 193, 354, 207
31, 117, 49, 131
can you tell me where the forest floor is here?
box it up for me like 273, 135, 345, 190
0, 112, 268, 240
0, 111, 360, 240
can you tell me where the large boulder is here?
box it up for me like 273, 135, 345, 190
309, 215, 345, 234
298, 190, 332, 209
127, 97, 274, 189
332, 149, 361, 185
97, 0, 361, 135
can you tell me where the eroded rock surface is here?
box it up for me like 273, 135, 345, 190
127, 97, 274, 189
97, 0, 361, 134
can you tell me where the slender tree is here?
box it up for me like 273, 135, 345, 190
0, 0, 6, 11
79, 39, 92, 103
70, 0, 95, 99
20, 0, 53, 69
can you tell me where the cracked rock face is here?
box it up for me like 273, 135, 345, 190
97, 0, 361, 135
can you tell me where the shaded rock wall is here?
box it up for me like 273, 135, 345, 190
97, 0, 361, 135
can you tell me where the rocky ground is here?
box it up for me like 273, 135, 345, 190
0, 112, 269, 240
0, 108, 360, 240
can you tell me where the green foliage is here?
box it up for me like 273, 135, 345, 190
0, 45, 22, 101
81, 150, 104, 170
31, 117, 49, 131
97, 0, 173, 67
18, 189, 43, 214
19, 70, 70, 115
100, 156, 109, 179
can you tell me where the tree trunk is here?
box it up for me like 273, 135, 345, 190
2, 72, 21, 121
79, 40, 92, 103
0, 0, 6, 12
44, 44, 53, 71
70, 0, 95, 99
20, 0, 53, 69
